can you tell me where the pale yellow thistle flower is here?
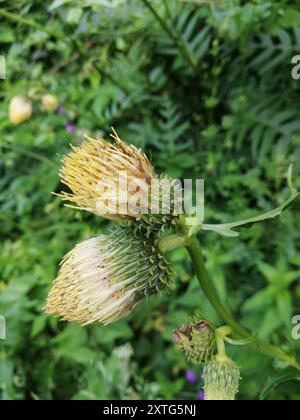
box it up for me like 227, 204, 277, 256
9, 96, 33, 125
58, 129, 155, 221
41, 94, 59, 112
45, 225, 173, 326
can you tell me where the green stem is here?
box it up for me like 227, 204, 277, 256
186, 236, 300, 370
158, 232, 300, 370
141, 0, 197, 70
215, 327, 230, 359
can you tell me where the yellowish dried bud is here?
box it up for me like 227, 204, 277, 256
58, 130, 155, 221
41, 94, 58, 112
45, 225, 173, 326
9, 96, 33, 125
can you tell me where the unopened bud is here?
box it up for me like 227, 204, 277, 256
203, 356, 240, 401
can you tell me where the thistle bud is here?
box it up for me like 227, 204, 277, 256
45, 225, 173, 325
203, 356, 241, 401
9, 96, 32, 125
173, 318, 216, 363
58, 130, 181, 229
41, 94, 58, 112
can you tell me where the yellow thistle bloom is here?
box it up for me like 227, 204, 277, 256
45, 225, 173, 325
9, 96, 33, 125
58, 129, 155, 221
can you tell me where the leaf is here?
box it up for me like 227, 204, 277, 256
202, 190, 299, 237
243, 288, 273, 312
31, 315, 47, 338
224, 333, 257, 346
259, 370, 300, 400
276, 291, 293, 327
290, 255, 300, 266
257, 261, 277, 283
259, 308, 282, 339
48, 0, 72, 11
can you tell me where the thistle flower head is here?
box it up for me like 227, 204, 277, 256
9, 96, 33, 125
173, 317, 216, 363
45, 225, 173, 325
203, 355, 241, 401
58, 130, 155, 221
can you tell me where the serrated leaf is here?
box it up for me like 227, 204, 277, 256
202, 190, 299, 237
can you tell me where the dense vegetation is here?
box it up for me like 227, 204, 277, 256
0, 0, 300, 400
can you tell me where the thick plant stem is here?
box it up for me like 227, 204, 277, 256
186, 236, 300, 370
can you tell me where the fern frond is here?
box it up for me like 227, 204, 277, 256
247, 28, 300, 75
143, 0, 211, 72
225, 94, 300, 162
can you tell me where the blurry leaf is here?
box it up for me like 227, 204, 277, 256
257, 261, 277, 283
243, 289, 273, 312
276, 291, 292, 327
31, 315, 47, 338
48, 0, 72, 11
259, 308, 282, 339
259, 370, 300, 400
66, 8, 83, 24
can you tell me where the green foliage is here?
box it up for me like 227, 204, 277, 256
0, 0, 300, 401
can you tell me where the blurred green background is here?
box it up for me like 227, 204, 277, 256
1, 0, 300, 400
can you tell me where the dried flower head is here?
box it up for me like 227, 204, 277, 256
173, 317, 216, 363
9, 96, 33, 125
45, 225, 173, 325
203, 355, 241, 401
57, 130, 182, 230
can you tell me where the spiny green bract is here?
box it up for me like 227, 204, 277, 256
203, 356, 241, 401
135, 174, 182, 237
45, 224, 174, 325
106, 224, 174, 297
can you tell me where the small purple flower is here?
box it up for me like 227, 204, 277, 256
186, 370, 198, 385
66, 122, 76, 134
58, 105, 65, 115
198, 390, 205, 401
